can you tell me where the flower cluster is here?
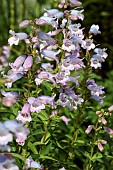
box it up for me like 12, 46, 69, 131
0, 0, 112, 169
4, 55, 33, 88
0, 46, 10, 71
0, 154, 19, 170
2, 0, 108, 147
0, 120, 30, 170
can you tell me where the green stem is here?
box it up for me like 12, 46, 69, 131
10, 0, 15, 30
23, 148, 27, 165
39, 118, 52, 155
41, 119, 51, 144
71, 128, 79, 145
28, 70, 31, 98
87, 121, 99, 170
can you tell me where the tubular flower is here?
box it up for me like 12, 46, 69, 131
8, 30, 28, 46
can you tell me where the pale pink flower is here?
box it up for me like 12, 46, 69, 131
61, 58, 74, 74
104, 127, 113, 135
1, 91, 18, 107
5, 73, 23, 88
38, 32, 57, 45
9, 55, 26, 70
8, 30, 28, 46
108, 105, 113, 112
4, 120, 29, 146
23, 56, 33, 71
90, 54, 102, 69
70, 9, 84, 20
38, 94, 56, 108
98, 143, 103, 152
41, 49, 60, 64
15, 126, 30, 146
59, 167, 66, 170
0, 123, 13, 145
28, 97, 45, 113
35, 71, 56, 86
0, 145, 11, 152
44, 8, 64, 19
94, 48, 108, 60
55, 72, 69, 85
101, 140, 107, 145
35, 18, 46, 25
81, 39, 95, 50
44, 9, 59, 15
0, 154, 19, 170
41, 63, 53, 71
89, 24, 101, 35
19, 20, 30, 28
62, 39, 76, 52
85, 125, 93, 134
50, 110, 58, 117
61, 116, 71, 125
16, 103, 32, 124
69, 0, 82, 7
23, 158, 41, 169
57, 93, 71, 108
101, 117, 107, 125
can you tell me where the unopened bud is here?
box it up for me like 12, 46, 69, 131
98, 143, 103, 152
23, 56, 33, 71
19, 20, 30, 28
101, 140, 107, 145
101, 117, 107, 125
108, 105, 113, 112
58, 3, 64, 8
96, 111, 101, 115
85, 125, 93, 134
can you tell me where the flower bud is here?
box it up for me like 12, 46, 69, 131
104, 127, 113, 134
85, 125, 93, 134
23, 56, 33, 71
61, 116, 71, 125
98, 143, 103, 152
12, 55, 26, 69
58, 3, 64, 8
21, 103, 30, 113
101, 140, 107, 145
19, 20, 30, 28
108, 105, 113, 112
101, 117, 107, 125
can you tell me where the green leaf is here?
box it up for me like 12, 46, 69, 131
74, 140, 85, 146
84, 151, 90, 159
76, 140, 85, 144
66, 161, 81, 170
41, 131, 51, 144
31, 129, 44, 136
34, 142, 45, 146
10, 153, 23, 160
31, 154, 40, 160
40, 142, 52, 155
56, 141, 63, 149
42, 81, 54, 91
28, 141, 38, 154
92, 153, 103, 162
65, 134, 72, 141
2, 87, 24, 92
11, 105, 18, 116
40, 155, 58, 162
37, 110, 49, 122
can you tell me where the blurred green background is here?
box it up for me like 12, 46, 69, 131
0, 0, 113, 107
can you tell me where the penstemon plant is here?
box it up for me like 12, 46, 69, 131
0, 0, 113, 169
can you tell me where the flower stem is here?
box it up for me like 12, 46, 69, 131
87, 121, 99, 170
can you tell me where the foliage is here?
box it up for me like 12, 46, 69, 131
0, 0, 113, 170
